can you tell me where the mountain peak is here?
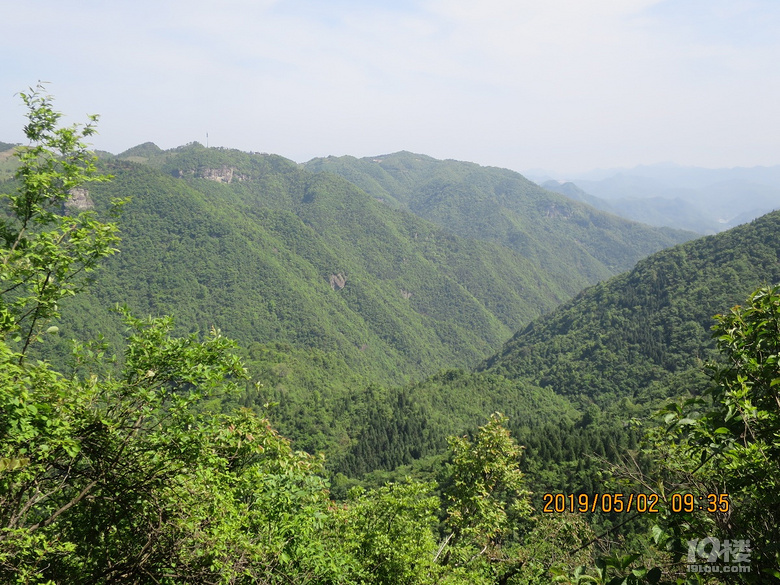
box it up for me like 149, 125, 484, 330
117, 142, 163, 159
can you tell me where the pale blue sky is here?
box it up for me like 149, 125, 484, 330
1, 0, 778, 174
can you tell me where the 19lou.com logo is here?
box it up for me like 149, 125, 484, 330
687, 537, 751, 573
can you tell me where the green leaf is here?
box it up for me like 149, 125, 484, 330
650, 524, 666, 545
619, 553, 640, 569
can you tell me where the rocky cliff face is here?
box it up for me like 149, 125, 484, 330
171, 165, 246, 183
329, 273, 347, 290
66, 188, 94, 210
200, 166, 245, 183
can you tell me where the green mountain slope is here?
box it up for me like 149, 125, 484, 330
7, 142, 700, 472
0, 144, 19, 181
39, 144, 577, 385
6, 142, 712, 482
304, 151, 696, 297
480, 210, 780, 407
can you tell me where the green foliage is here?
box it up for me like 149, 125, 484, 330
444, 414, 532, 546
515, 513, 596, 584
330, 415, 537, 585
432, 414, 533, 583
334, 480, 441, 584
0, 85, 122, 357
592, 286, 780, 584
0, 312, 348, 583
0, 88, 347, 584
304, 151, 695, 298
707, 286, 780, 459
655, 286, 780, 582
483, 212, 780, 411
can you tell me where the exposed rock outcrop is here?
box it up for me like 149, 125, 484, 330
200, 166, 242, 183
329, 273, 347, 290
66, 188, 94, 210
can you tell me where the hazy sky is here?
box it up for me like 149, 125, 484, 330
2, 0, 778, 174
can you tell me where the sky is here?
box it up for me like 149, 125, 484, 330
1, 0, 779, 175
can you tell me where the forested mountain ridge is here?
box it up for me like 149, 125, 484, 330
39, 143, 571, 386
304, 151, 697, 297
30, 141, 697, 388
36, 142, 706, 465
481, 210, 780, 407
10, 138, 764, 477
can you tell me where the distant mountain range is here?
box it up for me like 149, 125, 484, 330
534, 163, 780, 234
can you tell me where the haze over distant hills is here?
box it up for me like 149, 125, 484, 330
532, 163, 780, 234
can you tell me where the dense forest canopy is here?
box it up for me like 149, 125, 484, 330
37, 145, 583, 385
304, 152, 696, 296
482, 210, 780, 407
1, 87, 778, 583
